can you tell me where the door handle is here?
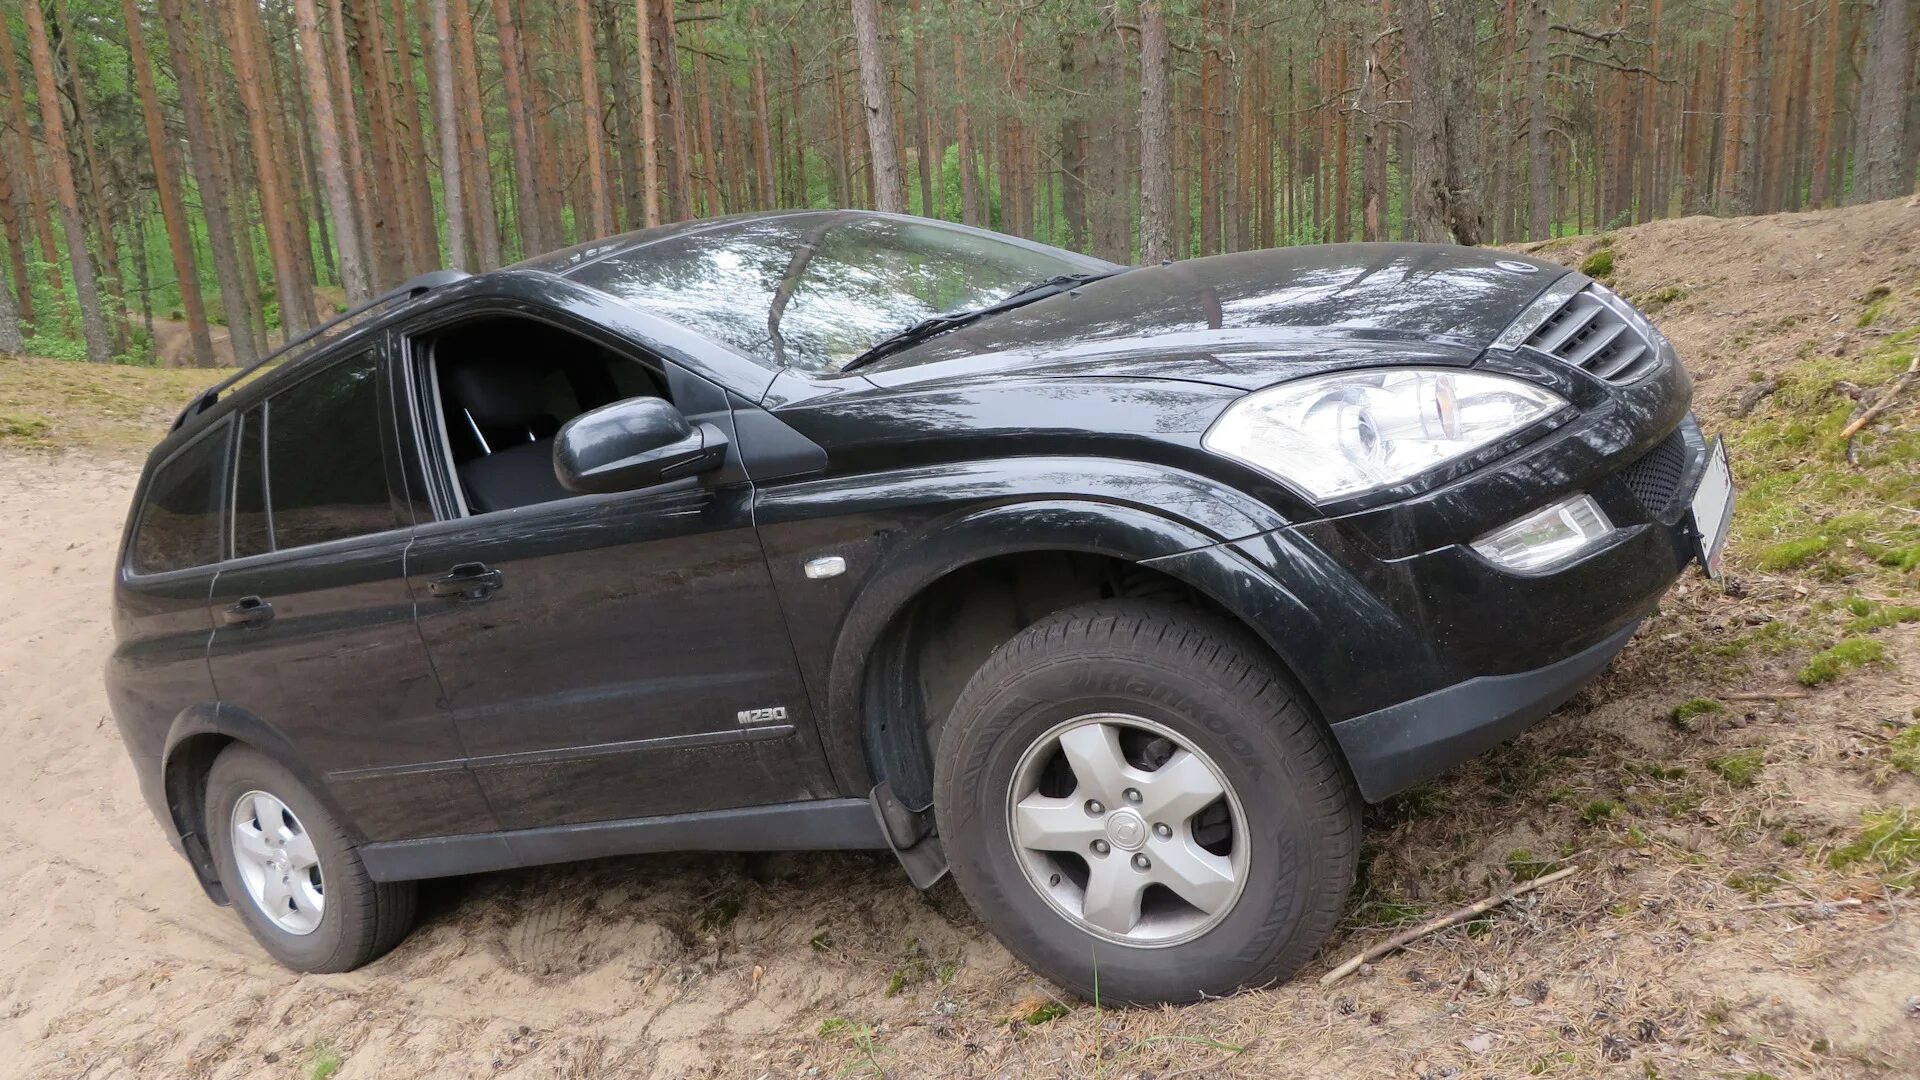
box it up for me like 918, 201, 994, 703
428, 563, 504, 600
222, 595, 275, 628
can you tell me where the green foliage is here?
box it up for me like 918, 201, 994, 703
1668, 698, 1724, 731
308, 1041, 344, 1080
1709, 750, 1765, 788
1890, 726, 1920, 775
1579, 800, 1622, 825
1796, 637, 1888, 686
1579, 248, 1616, 279
1842, 599, 1920, 634
1022, 1000, 1071, 1026
1506, 848, 1554, 881
1828, 807, 1920, 886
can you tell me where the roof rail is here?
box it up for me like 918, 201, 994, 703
169, 269, 471, 432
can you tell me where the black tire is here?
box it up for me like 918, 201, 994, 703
204, 744, 416, 972
932, 600, 1360, 1004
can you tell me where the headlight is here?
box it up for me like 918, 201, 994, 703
1202, 368, 1568, 501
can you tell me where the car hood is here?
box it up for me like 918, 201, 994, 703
852, 243, 1571, 393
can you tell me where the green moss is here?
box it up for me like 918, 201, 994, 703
1507, 848, 1554, 881
1844, 601, 1920, 634
1755, 534, 1833, 572
308, 1042, 344, 1080
1797, 637, 1888, 686
0, 412, 50, 441
1580, 800, 1623, 825
1724, 871, 1782, 898
1580, 248, 1616, 279
1829, 807, 1920, 886
1890, 726, 1920, 775
1669, 698, 1725, 731
1023, 1001, 1071, 1026
1635, 285, 1686, 314
1710, 750, 1766, 788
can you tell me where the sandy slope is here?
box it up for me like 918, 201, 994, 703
2, 199, 1918, 1079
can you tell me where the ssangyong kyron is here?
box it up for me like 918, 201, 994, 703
106, 211, 1732, 1003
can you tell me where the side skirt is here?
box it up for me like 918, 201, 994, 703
358, 798, 889, 882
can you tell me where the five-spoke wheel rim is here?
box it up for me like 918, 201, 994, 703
1006, 713, 1249, 947
230, 790, 325, 935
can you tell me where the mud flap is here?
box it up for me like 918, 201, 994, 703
870, 781, 947, 889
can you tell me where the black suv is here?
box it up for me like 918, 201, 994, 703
107, 211, 1731, 1004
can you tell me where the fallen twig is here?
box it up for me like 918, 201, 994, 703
1319, 865, 1579, 987
1842, 353, 1918, 464
1722, 689, 1812, 702
1739, 896, 1865, 913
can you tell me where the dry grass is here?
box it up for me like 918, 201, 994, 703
0, 354, 236, 455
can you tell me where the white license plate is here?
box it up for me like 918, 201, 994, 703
1689, 437, 1734, 578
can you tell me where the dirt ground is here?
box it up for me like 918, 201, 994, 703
2, 200, 1917, 1079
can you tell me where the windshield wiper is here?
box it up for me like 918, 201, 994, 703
839, 268, 1131, 373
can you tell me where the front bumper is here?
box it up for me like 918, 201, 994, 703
1148, 410, 1714, 802
1331, 620, 1640, 800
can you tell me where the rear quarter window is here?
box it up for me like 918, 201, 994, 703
131, 419, 230, 575
265, 351, 398, 549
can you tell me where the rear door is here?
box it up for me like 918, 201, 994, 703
394, 303, 835, 830
205, 347, 495, 842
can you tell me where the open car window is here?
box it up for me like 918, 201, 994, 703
415, 314, 672, 518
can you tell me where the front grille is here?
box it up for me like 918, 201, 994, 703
1524, 285, 1661, 383
1618, 427, 1688, 519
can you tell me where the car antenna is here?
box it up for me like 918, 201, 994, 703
168, 269, 472, 432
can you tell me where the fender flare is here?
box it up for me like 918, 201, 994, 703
818, 498, 1314, 791
161, 702, 367, 898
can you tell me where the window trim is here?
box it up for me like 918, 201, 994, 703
227, 403, 275, 561
241, 344, 409, 559
124, 415, 234, 580
391, 300, 681, 524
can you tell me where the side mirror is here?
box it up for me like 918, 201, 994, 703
553, 396, 729, 495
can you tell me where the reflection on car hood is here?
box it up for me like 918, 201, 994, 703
854, 243, 1571, 392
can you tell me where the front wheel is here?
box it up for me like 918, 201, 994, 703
204, 744, 416, 972
933, 600, 1360, 1004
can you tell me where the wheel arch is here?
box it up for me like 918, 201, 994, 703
824, 500, 1339, 810
161, 704, 365, 903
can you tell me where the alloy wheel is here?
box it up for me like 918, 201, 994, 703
1005, 713, 1249, 947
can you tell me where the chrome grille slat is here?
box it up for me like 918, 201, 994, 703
1520, 283, 1664, 385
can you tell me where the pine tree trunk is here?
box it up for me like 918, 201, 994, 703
602, 0, 646, 224
953, 28, 978, 225
294, 0, 372, 301
908, 0, 936, 215
0, 152, 32, 332
1718, 0, 1750, 212
390, 0, 443, 264
635, 0, 664, 225
573, 0, 615, 236
421, 0, 469, 268
851, 0, 905, 212
21, 0, 111, 362
659, 0, 695, 220
750, 7, 777, 208
1526, 0, 1552, 238
690, 18, 722, 215
1138, 0, 1174, 263
155, 0, 256, 362
1400, 0, 1484, 244
0, 243, 20, 353
53, 0, 128, 350
0, 11, 66, 319
1853, 0, 1915, 201
495, 0, 548, 251
453, 0, 502, 264
124, 0, 214, 365
227, 0, 315, 337
324, 0, 375, 280
345, 0, 406, 284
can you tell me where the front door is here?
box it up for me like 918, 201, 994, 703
397, 311, 834, 830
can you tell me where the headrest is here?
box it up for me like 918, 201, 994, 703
447, 356, 552, 428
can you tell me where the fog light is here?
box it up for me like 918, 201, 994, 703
1472, 495, 1614, 572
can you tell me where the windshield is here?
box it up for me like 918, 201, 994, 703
566, 214, 1102, 373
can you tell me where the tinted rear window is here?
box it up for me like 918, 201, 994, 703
266, 352, 398, 548
132, 420, 229, 574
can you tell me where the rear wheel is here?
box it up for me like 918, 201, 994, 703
933, 600, 1360, 1003
205, 745, 415, 972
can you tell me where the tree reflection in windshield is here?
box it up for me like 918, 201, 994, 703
566, 213, 1100, 373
